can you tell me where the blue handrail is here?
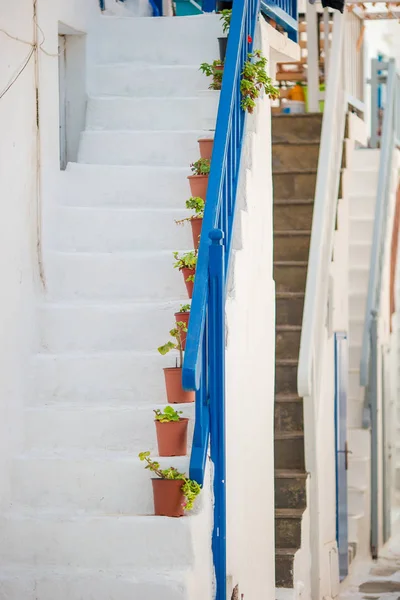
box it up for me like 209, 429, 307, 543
182, 0, 261, 598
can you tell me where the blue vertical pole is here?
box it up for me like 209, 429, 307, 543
208, 229, 226, 600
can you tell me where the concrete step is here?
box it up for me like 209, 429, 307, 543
0, 566, 196, 600
78, 130, 206, 167
274, 262, 307, 294
89, 14, 221, 65
343, 169, 378, 196
272, 170, 317, 200
276, 293, 304, 327
348, 457, 370, 490
273, 200, 314, 231
275, 360, 298, 396
88, 64, 212, 97
48, 207, 194, 252
11, 454, 191, 515
59, 164, 191, 208
86, 96, 218, 132
348, 513, 363, 544
349, 243, 372, 268
349, 293, 367, 320
348, 194, 376, 220
275, 326, 301, 361
272, 114, 322, 144
347, 399, 365, 429
351, 148, 380, 171
349, 344, 361, 370
349, 319, 363, 346
275, 470, 307, 510
274, 231, 310, 262
45, 251, 188, 302
274, 395, 303, 434
23, 403, 195, 453
275, 548, 296, 588
38, 301, 187, 353
348, 486, 366, 516
347, 428, 371, 458
349, 218, 373, 244
275, 508, 303, 549
272, 143, 319, 173
348, 369, 364, 403
349, 267, 369, 293
31, 352, 178, 407
275, 432, 305, 471
0, 512, 209, 569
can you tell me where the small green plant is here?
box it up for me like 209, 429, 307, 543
220, 8, 232, 35
158, 321, 187, 368
139, 451, 201, 510
176, 197, 205, 227
200, 60, 224, 90
154, 406, 183, 423
240, 50, 279, 113
190, 159, 210, 177
173, 250, 197, 271
178, 304, 191, 313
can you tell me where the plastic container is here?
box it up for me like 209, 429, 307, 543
285, 101, 305, 114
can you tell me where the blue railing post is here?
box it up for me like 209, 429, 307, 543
208, 229, 226, 600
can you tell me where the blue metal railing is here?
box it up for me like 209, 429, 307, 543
182, 0, 261, 598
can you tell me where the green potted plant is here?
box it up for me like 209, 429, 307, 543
240, 50, 279, 113
176, 197, 205, 250
154, 406, 189, 457
158, 321, 195, 404
139, 451, 201, 517
197, 137, 214, 161
200, 60, 224, 91
218, 9, 231, 62
187, 158, 210, 200
173, 250, 197, 298
174, 303, 191, 349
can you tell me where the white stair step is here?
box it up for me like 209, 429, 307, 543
60, 164, 191, 208
89, 15, 221, 65
349, 293, 366, 319
347, 399, 364, 429
344, 169, 378, 195
349, 243, 372, 268
86, 96, 218, 131
31, 352, 177, 407
348, 457, 370, 489
349, 267, 369, 293
0, 512, 209, 568
0, 566, 194, 600
11, 454, 191, 514
348, 428, 370, 458
46, 251, 188, 301
349, 194, 376, 219
78, 130, 206, 167
103, 0, 152, 17
38, 301, 188, 352
348, 370, 364, 402
348, 513, 363, 544
349, 344, 361, 370
89, 64, 212, 97
24, 404, 194, 453
348, 487, 366, 516
349, 319, 363, 345
349, 218, 373, 244
351, 148, 380, 171
49, 208, 194, 252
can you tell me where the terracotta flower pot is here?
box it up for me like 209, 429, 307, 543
187, 174, 208, 200
175, 311, 190, 349
155, 418, 189, 457
198, 138, 214, 160
190, 218, 202, 250
181, 267, 195, 298
152, 478, 185, 517
163, 367, 195, 404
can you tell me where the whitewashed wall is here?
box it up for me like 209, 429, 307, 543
0, 0, 100, 507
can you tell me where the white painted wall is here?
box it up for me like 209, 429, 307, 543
225, 20, 276, 599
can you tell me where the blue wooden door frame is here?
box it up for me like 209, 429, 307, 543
334, 332, 349, 580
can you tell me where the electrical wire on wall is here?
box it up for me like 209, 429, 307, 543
0, 0, 58, 288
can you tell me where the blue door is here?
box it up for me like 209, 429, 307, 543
334, 332, 349, 580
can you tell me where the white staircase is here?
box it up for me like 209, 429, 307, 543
0, 11, 222, 599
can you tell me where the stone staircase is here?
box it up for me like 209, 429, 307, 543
272, 113, 322, 589
0, 13, 222, 600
